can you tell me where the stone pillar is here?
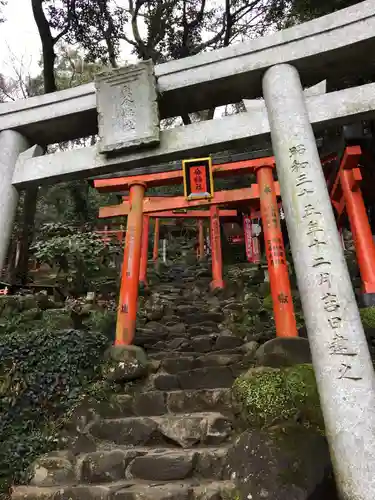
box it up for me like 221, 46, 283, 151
116, 182, 146, 345
263, 63, 375, 500
153, 218, 160, 261
198, 219, 205, 260
0, 130, 29, 271
162, 239, 167, 264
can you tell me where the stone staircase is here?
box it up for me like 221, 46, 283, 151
12, 263, 260, 500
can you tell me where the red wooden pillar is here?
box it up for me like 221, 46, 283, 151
139, 215, 150, 287
340, 167, 375, 295
198, 219, 205, 260
210, 205, 224, 290
256, 166, 298, 337
153, 218, 160, 261
116, 182, 146, 345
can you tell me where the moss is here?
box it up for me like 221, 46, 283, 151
233, 364, 324, 433
360, 307, 375, 329
221, 487, 242, 500
262, 294, 273, 311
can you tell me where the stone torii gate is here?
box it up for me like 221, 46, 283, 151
2, 2, 375, 498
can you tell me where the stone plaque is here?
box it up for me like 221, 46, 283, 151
95, 60, 160, 155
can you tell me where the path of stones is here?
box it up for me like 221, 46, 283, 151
13, 262, 265, 500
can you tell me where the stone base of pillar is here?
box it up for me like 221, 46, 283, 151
210, 279, 225, 291
360, 293, 375, 308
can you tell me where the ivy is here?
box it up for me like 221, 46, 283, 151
0, 327, 109, 496
32, 223, 121, 295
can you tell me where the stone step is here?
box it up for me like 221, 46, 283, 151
148, 346, 246, 360
27, 446, 231, 487
79, 446, 230, 483
146, 335, 245, 355
89, 413, 232, 448
159, 354, 241, 374
152, 366, 239, 391
100, 389, 233, 419
12, 480, 236, 500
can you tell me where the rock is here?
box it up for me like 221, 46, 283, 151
103, 345, 148, 383
29, 452, 75, 487
204, 413, 232, 445
191, 336, 213, 353
78, 450, 142, 483
58, 432, 98, 455
187, 325, 215, 337
244, 296, 262, 311
178, 367, 235, 390
197, 353, 243, 368
167, 323, 187, 336
133, 391, 167, 416
156, 415, 204, 447
184, 312, 224, 324
226, 426, 335, 500
255, 337, 311, 368
162, 356, 196, 374
257, 282, 271, 297
214, 335, 243, 351
18, 295, 39, 311
193, 481, 237, 500
166, 389, 232, 415
232, 365, 323, 430
21, 308, 43, 321
242, 340, 259, 356
143, 321, 164, 332
145, 303, 164, 321
89, 417, 159, 446
167, 337, 189, 350
195, 448, 227, 479
153, 372, 180, 390
127, 451, 196, 481
114, 483, 192, 500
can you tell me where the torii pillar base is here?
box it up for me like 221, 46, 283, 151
360, 292, 375, 308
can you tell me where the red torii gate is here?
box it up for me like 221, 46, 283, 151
330, 145, 375, 303
95, 156, 298, 346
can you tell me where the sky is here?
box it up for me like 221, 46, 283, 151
0, 0, 42, 78
0, 0, 141, 81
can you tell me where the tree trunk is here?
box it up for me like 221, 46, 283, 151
17, 1, 59, 284
31, 0, 57, 93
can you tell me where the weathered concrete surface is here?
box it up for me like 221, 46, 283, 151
243, 80, 326, 112
263, 63, 375, 500
0, 83, 96, 145
96, 61, 159, 154
12, 80, 375, 187
1, 0, 375, 144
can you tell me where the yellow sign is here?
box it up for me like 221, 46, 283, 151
182, 157, 214, 201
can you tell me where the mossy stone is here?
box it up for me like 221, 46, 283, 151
360, 306, 375, 329
233, 364, 324, 432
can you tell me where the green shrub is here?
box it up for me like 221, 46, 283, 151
32, 223, 121, 295
0, 327, 109, 495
